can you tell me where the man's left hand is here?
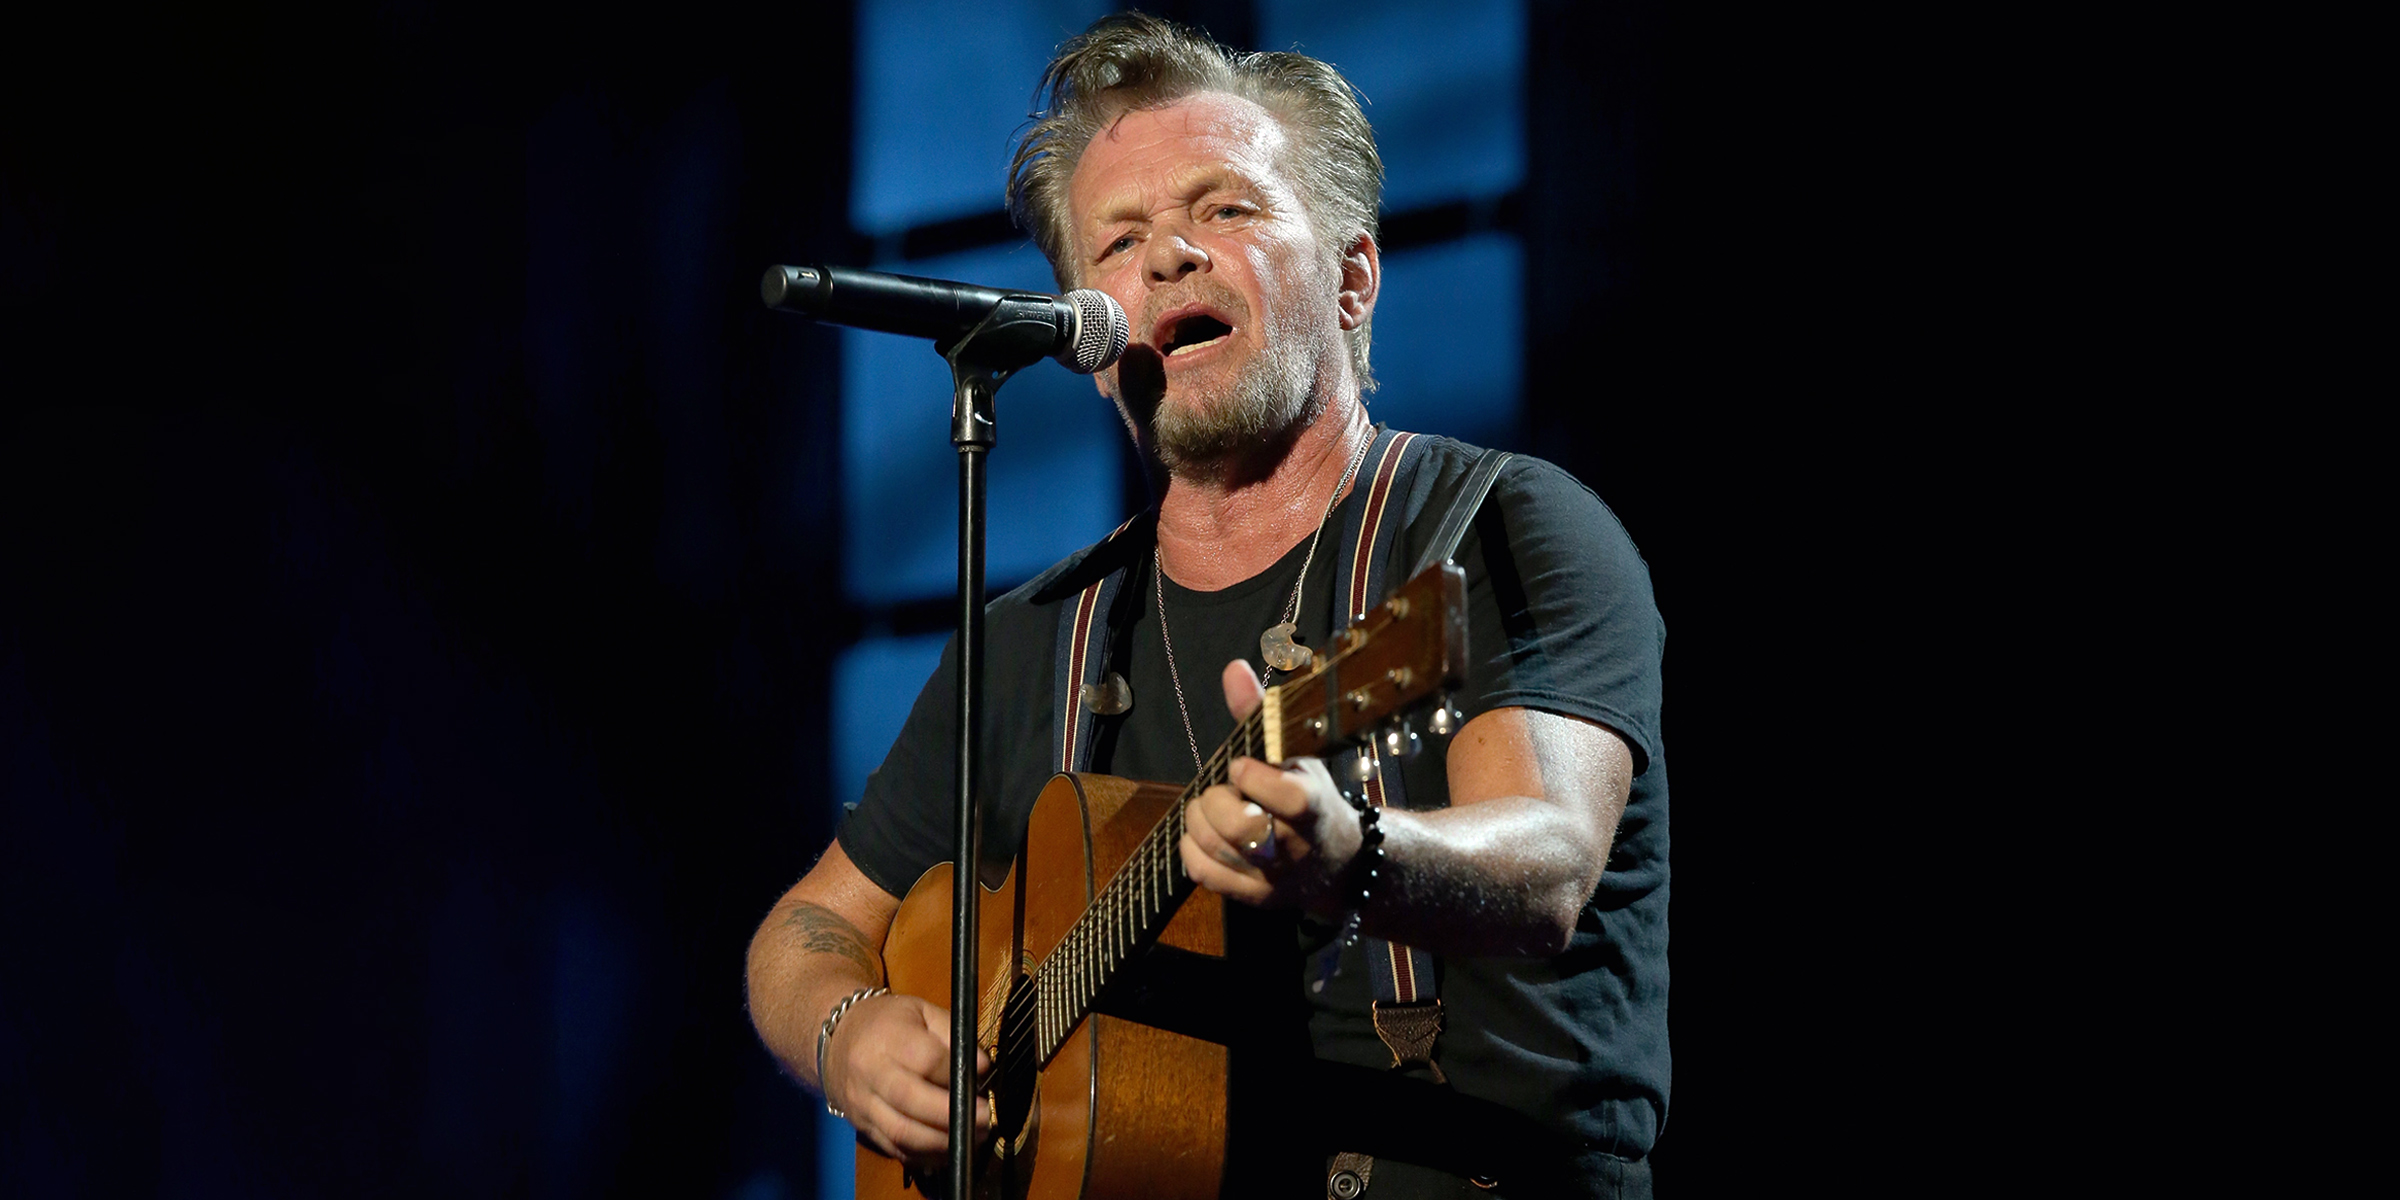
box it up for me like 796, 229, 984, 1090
1179, 660, 1363, 913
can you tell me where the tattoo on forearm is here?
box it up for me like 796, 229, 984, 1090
782, 901, 883, 982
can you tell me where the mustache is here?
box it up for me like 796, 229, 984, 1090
1140, 278, 1251, 340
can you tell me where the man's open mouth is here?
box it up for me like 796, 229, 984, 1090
1160, 313, 1233, 357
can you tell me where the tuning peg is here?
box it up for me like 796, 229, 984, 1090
1425, 694, 1463, 737
1345, 750, 1379, 783
1381, 719, 1421, 762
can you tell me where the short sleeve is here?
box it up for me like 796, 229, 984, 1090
1449, 456, 1665, 774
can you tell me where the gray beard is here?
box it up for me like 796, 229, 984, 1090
1150, 320, 1326, 476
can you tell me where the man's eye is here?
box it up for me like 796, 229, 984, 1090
1214, 205, 1247, 220
1104, 234, 1137, 256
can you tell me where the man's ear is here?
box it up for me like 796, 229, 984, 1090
1336, 233, 1380, 331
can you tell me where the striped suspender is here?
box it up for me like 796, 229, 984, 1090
1050, 434, 1512, 1082
1328, 430, 1450, 1078
1332, 433, 1515, 1081
1052, 515, 1144, 775
1055, 575, 1111, 773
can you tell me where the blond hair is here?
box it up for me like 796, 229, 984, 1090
1007, 12, 1382, 388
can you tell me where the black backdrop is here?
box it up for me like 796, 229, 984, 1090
3, 2, 1942, 1195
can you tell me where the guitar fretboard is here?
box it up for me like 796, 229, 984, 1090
1003, 705, 1276, 1069
995, 560, 1457, 1076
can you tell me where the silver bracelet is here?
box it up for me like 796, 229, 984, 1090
816, 986, 889, 1120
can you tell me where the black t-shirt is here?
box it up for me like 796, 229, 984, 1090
838, 436, 1668, 1193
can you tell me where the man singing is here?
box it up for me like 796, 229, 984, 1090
747, 13, 1667, 1198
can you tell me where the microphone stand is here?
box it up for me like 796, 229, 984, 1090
932, 295, 1098, 1200
936, 317, 1007, 1200
769, 276, 1076, 1200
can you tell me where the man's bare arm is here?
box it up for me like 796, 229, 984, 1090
745, 841, 898, 1092
746, 840, 992, 1163
1183, 662, 1632, 957
1368, 705, 1631, 956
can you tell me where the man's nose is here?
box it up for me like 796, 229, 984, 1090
1145, 231, 1209, 284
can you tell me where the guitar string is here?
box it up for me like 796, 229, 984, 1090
1013, 709, 1274, 1060
1016, 670, 1331, 1060
1008, 713, 1245, 1061
1018, 719, 1259, 1061
1014, 611, 1395, 1060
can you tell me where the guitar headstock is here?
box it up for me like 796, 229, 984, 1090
1260, 561, 1468, 763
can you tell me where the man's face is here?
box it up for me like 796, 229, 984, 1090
1066, 92, 1350, 471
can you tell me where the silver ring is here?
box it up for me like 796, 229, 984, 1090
1243, 820, 1278, 861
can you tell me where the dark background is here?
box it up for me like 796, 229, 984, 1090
3, 1, 1950, 1194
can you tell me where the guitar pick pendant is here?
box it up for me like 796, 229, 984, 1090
1260, 621, 1314, 673
1081, 671, 1132, 715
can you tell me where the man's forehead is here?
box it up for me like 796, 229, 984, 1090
1107, 91, 1282, 146
1070, 92, 1292, 215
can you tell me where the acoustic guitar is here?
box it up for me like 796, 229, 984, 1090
860, 561, 1469, 1200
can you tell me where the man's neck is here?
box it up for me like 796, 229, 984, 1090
1154, 397, 1372, 593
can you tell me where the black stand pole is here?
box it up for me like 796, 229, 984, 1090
942, 350, 1000, 1200
764, 268, 1085, 1200
933, 293, 1069, 1198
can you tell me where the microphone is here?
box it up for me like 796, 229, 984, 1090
761, 264, 1130, 374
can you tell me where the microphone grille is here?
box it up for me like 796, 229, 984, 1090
1061, 290, 1131, 374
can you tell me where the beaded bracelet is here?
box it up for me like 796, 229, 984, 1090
816, 985, 889, 1120
1337, 797, 1387, 944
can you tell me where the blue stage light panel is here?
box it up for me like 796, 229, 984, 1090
853, 0, 1112, 235
1259, 0, 1526, 211
831, 631, 950, 817
822, 633, 943, 1199
817, 1108, 853, 1200
1363, 232, 1523, 449
823, 631, 958, 1200
840, 243, 1127, 604
820, 638, 960, 1200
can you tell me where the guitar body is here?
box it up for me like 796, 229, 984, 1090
861, 772, 1229, 1200
856, 563, 1472, 1199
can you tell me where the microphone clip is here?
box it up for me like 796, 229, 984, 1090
934, 293, 1073, 378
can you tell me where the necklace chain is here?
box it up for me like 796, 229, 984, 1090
1154, 428, 1377, 775
1276, 432, 1377, 639
1154, 545, 1207, 774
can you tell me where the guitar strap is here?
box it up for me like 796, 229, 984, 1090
1051, 429, 1515, 1085
1330, 432, 1513, 1085
1053, 512, 1150, 774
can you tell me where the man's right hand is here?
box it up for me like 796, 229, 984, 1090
821, 990, 995, 1167
747, 842, 996, 1171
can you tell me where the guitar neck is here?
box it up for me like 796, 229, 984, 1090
1022, 708, 1262, 1064
1015, 560, 1465, 1067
